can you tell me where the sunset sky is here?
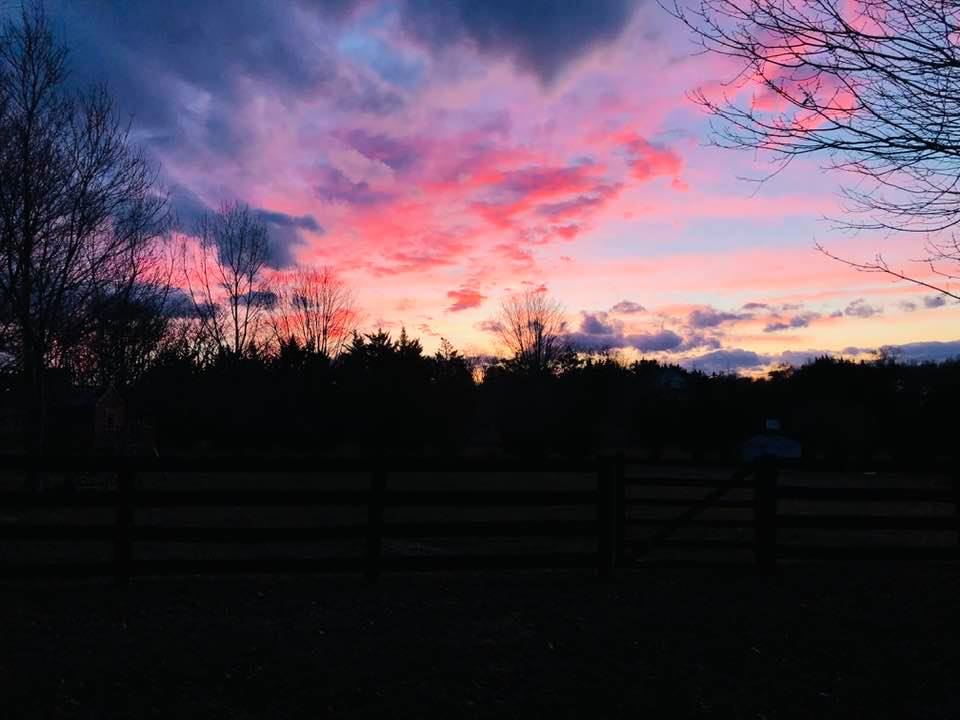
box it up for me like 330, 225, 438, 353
47, 0, 960, 373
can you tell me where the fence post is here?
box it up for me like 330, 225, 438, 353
753, 458, 778, 574
952, 469, 960, 548
597, 455, 615, 579
114, 467, 135, 585
365, 464, 386, 582
613, 452, 626, 568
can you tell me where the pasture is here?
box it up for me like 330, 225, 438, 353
2, 565, 959, 718
2, 461, 959, 717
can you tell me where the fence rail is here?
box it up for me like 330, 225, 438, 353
0, 454, 958, 580
0, 454, 617, 582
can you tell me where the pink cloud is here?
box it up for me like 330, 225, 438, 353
446, 287, 487, 312
621, 134, 683, 181
149, 9, 950, 359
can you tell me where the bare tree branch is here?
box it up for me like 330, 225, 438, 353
269, 265, 358, 359
494, 289, 568, 375
0, 5, 170, 447
179, 201, 269, 360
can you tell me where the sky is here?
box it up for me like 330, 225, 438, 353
42, 0, 960, 373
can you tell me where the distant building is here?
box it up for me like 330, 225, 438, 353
0, 374, 158, 456
742, 418, 802, 462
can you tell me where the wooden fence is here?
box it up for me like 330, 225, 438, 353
753, 459, 960, 570
0, 454, 957, 581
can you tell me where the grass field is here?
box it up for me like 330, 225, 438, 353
2, 565, 959, 719
1, 466, 959, 717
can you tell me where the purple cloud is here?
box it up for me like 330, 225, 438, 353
844, 299, 882, 318
682, 349, 768, 374
399, 0, 640, 84
763, 312, 821, 333
314, 166, 394, 206
688, 307, 750, 329
610, 300, 646, 314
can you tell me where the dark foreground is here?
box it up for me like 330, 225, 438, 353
2, 565, 958, 719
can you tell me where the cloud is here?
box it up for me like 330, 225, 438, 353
332, 128, 422, 173
48, 0, 408, 189
169, 184, 213, 230
469, 164, 615, 238
477, 319, 504, 333
492, 165, 595, 201
763, 312, 821, 333
246, 289, 279, 309
579, 311, 620, 335
610, 300, 646, 314
568, 307, 728, 354
897, 296, 945, 312
752, 340, 960, 373
169, 185, 320, 268
682, 349, 768, 374
256, 209, 324, 268
687, 307, 750, 329
398, 0, 640, 84
446, 287, 487, 312
627, 330, 684, 352
742, 302, 769, 311
565, 325, 683, 353
537, 184, 622, 221
162, 287, 200, 319
677, 333, 722, 352
622, 135, 683, 181
256, 210, 322, 233
844, 298, 882, 318
877, 340, 960, 364
52, 2, 335, 150
314, 165, 395, 206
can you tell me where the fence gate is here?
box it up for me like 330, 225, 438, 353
617, 460, 761, 567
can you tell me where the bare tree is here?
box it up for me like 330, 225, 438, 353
667, 0, 960, 295
0, 5, 170, 447
180, 201, 271, 359
495, 289, 568, 375
65, 236, 178, 387
269, 265, 358, 358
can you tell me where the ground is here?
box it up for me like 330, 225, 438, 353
2, 564, 959, 719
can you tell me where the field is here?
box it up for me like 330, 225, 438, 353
3, 565, 960, 719
1, 465, 959, 717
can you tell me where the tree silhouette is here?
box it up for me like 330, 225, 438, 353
180, 201, 270, 360
494, 289, 568, 376
269, 266, 358, 359
668, 0, 960, 299
0, 6, 170, 449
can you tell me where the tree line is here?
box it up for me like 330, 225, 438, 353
31, 337, 957, 463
